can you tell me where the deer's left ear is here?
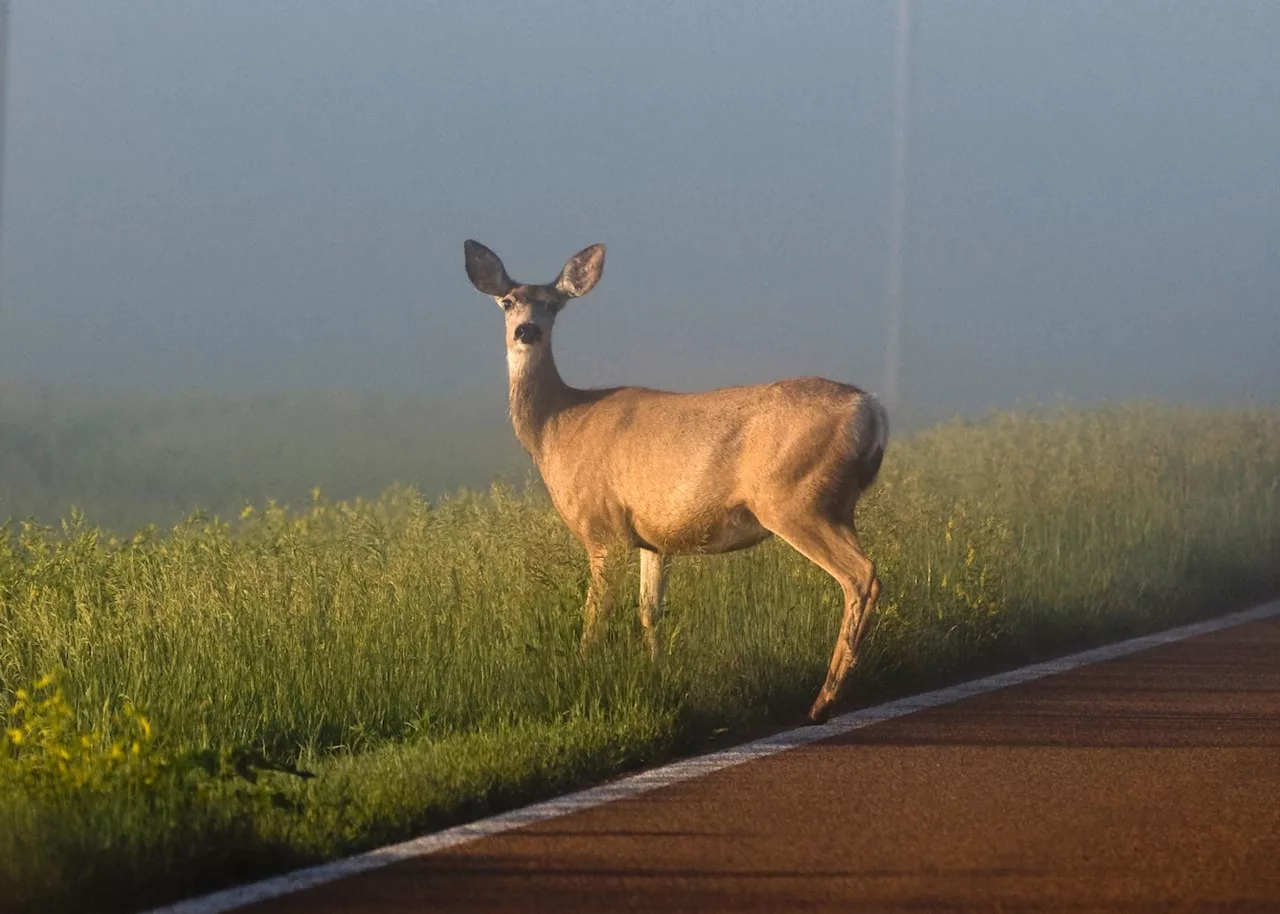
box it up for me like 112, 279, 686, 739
464, 240, 515, 298
555, 244, 606, 299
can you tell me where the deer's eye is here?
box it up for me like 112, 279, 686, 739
500, 299, 514, 311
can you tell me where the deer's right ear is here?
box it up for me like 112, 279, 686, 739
464, 240, 515, 298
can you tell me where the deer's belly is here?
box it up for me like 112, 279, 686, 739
632, 506, 773, 555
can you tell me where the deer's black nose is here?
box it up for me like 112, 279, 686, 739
513, 323, 542, 344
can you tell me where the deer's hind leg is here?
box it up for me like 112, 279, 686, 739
638, 548, 669, 659
759, 507, 880, 724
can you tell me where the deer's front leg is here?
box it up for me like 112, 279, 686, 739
638, 548, 669, 659
579, 544, 617, 654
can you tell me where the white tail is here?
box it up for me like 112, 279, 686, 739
464, 240, 887, 723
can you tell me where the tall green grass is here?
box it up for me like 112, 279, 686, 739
1, 404, 1278, 912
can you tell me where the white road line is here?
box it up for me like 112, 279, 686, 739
146, 598, 1280, 914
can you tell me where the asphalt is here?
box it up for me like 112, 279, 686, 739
250, 613, 1280, 913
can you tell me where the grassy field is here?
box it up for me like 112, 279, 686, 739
1, 403, 1279, 912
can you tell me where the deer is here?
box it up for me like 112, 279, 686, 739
463, 240, 888, 724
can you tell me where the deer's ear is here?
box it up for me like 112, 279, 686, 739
555, 244, 606, 298
464, 240, 514, 297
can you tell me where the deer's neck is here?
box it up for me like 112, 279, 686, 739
507, 346, 576, 459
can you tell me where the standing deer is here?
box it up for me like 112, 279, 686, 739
463, 240, 888, 723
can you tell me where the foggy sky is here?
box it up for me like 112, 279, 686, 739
1, 1, 1277, 421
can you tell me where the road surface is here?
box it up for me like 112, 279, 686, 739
224, 607, 1280, 912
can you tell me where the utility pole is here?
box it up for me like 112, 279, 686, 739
884, 0, 911, 414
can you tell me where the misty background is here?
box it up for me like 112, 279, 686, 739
1, 1, 1278, 527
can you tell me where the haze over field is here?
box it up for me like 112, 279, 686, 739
3, 1, 1278, 405
0, 2, 1278, 525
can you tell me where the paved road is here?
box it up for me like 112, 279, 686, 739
251, 613, 1280, 913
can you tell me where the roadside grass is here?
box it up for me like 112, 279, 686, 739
2, 403, 1278, 912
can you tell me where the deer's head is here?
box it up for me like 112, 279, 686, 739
463, 240, 606, 366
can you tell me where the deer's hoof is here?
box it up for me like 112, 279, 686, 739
807, 702, 832, 726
